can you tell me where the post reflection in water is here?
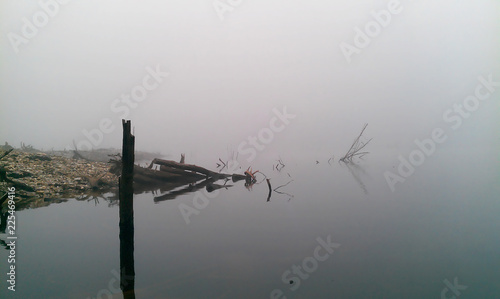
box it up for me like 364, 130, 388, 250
0, 211, 7, 234
0, 211, 8, 251
119, 215, 135, 299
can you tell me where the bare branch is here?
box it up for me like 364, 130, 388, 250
340, 124, 371, 163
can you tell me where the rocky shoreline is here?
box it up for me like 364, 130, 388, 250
0, 149, 119, 208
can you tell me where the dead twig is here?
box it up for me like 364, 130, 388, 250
274, 180, 294, 192
217, 158, 227, 172
266, 179, 272, 202
340, 123, 371, 163
255, 171, 268, 184
274, 158, 285, 171
243, 167, 259, 190
274, 183, 294, 199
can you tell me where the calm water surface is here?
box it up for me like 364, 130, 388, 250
1, 148, 499, 298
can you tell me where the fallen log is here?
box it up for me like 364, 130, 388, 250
231, 174, 246, 182
110, 159, 208, 186
206, 182, 232, 193
149, 158, 229, 180
159, 165, 207, 179
134, 165, 204, 184
112, 156, 248, 195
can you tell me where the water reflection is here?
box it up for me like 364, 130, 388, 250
270, 179, 295, 201
143, 171, 296, 203
153, 178, 232, 203
1, 148, 499, 298
343, 163, 369, 195
120, 222, 135, 299
0, 211, 6, 235
0, 210, 8, 252
0, 239, 8, 250
76, 190, 119, 207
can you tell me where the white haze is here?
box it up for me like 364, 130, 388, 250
1, 0, 499, 164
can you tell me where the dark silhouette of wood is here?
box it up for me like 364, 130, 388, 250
119, 119, 135, 299
154, 178, 214, 202
120, 227, 135, 299
135, 165, 205, 184
266, 179, 272, 202
0, 149, 13, 160
119, 120, 135, 228
149, 158, 228, 180
0, 211, 7, 234
0, 193, 7, 206
231, 174, 246, 182
159, 165, 206, 180
0, 167, 36, 192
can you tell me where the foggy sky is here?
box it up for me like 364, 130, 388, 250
1, 0, 499, 163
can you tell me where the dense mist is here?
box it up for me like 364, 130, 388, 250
1, 0, 499, 163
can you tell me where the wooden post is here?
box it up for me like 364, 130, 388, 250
119, 119, 135, 298
119, 119, 135, 228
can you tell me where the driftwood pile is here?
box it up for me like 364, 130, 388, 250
109, 155, 248, 193
0, 142, 289, 208
0, 146, 251, 205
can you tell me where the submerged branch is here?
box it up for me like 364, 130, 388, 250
266, 179, 272, 202
340, 123, 371, 163
274, 180, 294, 192
274, 158, 285, 171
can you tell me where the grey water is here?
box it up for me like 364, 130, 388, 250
1, 147, 499, 299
